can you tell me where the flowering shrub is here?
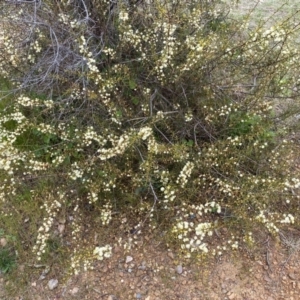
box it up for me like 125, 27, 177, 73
0, 0, 300, 273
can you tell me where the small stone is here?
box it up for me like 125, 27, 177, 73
138, 265, 146, 271
114, 246, 121, 253
289, 272, 297, 280
18, 264, 25, 273
136, 293, 142, 299
228, 292, 236, 299
70, 287, 79, 295
176, 265, 183, 274
167, 252, 174, 259
58, 224, 65, 234
39, 275, 46, 281
47, 279, 58, 290
0, 238, 7, 247
31, 282, 37, 287
145, 296, 151, 300
138, 261, 146, 270
126, 256, 133, 263
264, 275, 272, 283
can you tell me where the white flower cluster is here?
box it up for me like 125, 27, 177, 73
184, 110, 193, 122
176, 161, 194, 188
204, 201, 222, 214
87, 191, 98, 203
98, 127, 152, 160
173, 220, 212, 255
214, 178, 238, 197
154, 22, 177, 81
98, 133, 131, 160
284, 178, 300, 190
138, 126, 152, 140
82, 126, 107, 147
160, 170, 177, 206
25, 159, 49, 173
2, 35, 19, 67
52, 155, 65, 166
17, 95, 40, 107
148, 136, 159, 154
182, 36, 205, 72
93, 244, 112, 260
58, 12, 71, 25
0, 141, 21, 176
1, 111, 26, 125
262, 27, 286, 43
228, 239, 239, 250
68, 162, 84, 180
255, 210, 279, 233
195, 222, 213, 237
171, 201, 229, 256
102, 47, 116, 60
70, 249, 81, 275
33, 194, 63, 260
119, 10, 129, 22
32, 40, 42, 53
280, 213, 295, 224
100, 204, 112, 226
243, 232, 254, 246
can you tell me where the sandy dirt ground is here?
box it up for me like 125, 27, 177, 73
1, 229, 300, 300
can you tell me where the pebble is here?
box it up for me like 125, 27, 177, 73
126, 256, 133, 263
58, 224, 65, 234
228, 291, 236, 299
136, 293, 142, 299
167, 252, 174, 259
138, 265, 146, 270
176, 265, 183, 274
0, 238, 7, 247
264, 275, 272, 283
70, 287, 79, 295
39, 274, 46, 281
136, 270, 144, 277
288, 272, 297, 280
47, 279, 58, 290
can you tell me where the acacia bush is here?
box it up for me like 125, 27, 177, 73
1, 0, 300, 274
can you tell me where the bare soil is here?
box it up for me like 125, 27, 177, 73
2, 229, 300, 300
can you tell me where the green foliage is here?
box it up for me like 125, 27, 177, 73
0, 248, 16, 274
